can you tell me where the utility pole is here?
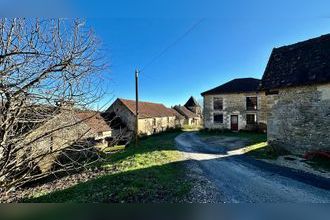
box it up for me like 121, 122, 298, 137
135, 69, 139, 146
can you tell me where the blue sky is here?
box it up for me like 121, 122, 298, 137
4, 0, 330, 108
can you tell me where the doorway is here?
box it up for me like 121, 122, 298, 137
231, 115, 239, 131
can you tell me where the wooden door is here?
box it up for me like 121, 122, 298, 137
231, 115, 238, 131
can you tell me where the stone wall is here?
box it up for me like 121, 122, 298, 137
107, 100, 178, 136
106, 100, 136, 131
187, 106, 202, 115
138, 116, 176, 136
203, 92, 267, 130
22, 111, 96, 172
267, 84, 330, 155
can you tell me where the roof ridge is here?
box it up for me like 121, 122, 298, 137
201, 78, 261, 96
261, 33, 330, 90
274, 34, 330, 51
117, 98, 176, 118
118, 98, 165, 106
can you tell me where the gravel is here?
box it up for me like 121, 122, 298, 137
181, 160, 223, 203
175, 132, 330, 203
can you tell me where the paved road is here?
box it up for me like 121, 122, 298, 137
175, 132, 330, 203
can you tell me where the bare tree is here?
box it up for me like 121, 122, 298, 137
0, 18, 109, 190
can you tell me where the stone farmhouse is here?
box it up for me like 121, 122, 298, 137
106, 98, 180, 136
22, 109, 112, 172
184, 96, 202, 116
172, 96, 203, 127
168, 108, 186, 127
201, 78, 268, 131
260, 34, 330, 155
173, 105, 201, 126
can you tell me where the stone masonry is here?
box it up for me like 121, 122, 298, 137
267, 83, 330, 155
203, 92, 268, 130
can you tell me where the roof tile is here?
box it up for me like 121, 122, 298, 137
118, 99, 176, 119
261, 34, 330, 90
201, 78, 261, 96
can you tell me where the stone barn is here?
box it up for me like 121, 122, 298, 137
260, 34, 330, 155
106, 98, 180, 136
173, 105, 201, 126
168, 108, 186, 127
201, 78, 268, 131
22, 110, 112, 172
184, 96, 202, 116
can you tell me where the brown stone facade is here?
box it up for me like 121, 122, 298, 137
106, 99, 178, 136
203, 92, 268, 131
22, 110, 109, 172
266, 83, 330, 155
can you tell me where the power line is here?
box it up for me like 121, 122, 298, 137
140, 18, 205, 73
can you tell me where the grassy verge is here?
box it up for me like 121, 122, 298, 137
199, 129, 267, 144
244, 142, 279, 160
198, 129, 278, 159
26, 131, 191, 203
182, 125, 203, 132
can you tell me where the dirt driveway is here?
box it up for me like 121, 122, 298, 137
175, 132, 330, 203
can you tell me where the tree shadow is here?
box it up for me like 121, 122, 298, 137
22, 144, 330, 203
23, 160, 193, 203
19, 130, 183, 190
18, 130, 330, 203
105, 130, 184, 164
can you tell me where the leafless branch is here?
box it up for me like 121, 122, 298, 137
0, 18, 114, 191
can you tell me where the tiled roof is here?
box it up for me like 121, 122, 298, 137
201, 78, 261, 96
173, 105, 199, 119
76, 111, 111, 133
184, 96, 200, 108
261, 34, 330, 90
168, 108, 185, 120
118, 98, 176, 119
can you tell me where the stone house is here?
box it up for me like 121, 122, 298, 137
184, 96, 202, 116
173, 105, 201, 126
22, 110, 112, 172
260, 34, 330, 155
201, 78, 268, 131
168, 108, 186, 127
106, 98, 180, 136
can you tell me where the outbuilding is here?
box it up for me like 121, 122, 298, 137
260, 34, 330, 155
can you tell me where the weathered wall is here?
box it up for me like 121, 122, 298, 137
22, 111, 95, 172
106, 100, 136, 131
187, 106, 202, 115
185, 117, 202, 126
267, 84, 330, 155
138, 116, 176, 136
175, 118, 185, 127
203, 92, 267, 130
106, 100, 177, 136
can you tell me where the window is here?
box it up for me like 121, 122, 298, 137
153, 118, 157, 126
213, 114, 223, 124
246, 114, 256, 125
246, 97, 257, 110
49, 136, 54, 152
213, 97, 223, 110
97, 132, 103, 137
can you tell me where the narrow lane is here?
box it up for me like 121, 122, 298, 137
175, 132, 330, 203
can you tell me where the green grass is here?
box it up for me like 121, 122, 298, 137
199, 129, 267, 145
182, 125, 203, 132
198, 129, 278, 159
244, 143, 279, 160
101, 145, 126, 153
25, 131, 191, 203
